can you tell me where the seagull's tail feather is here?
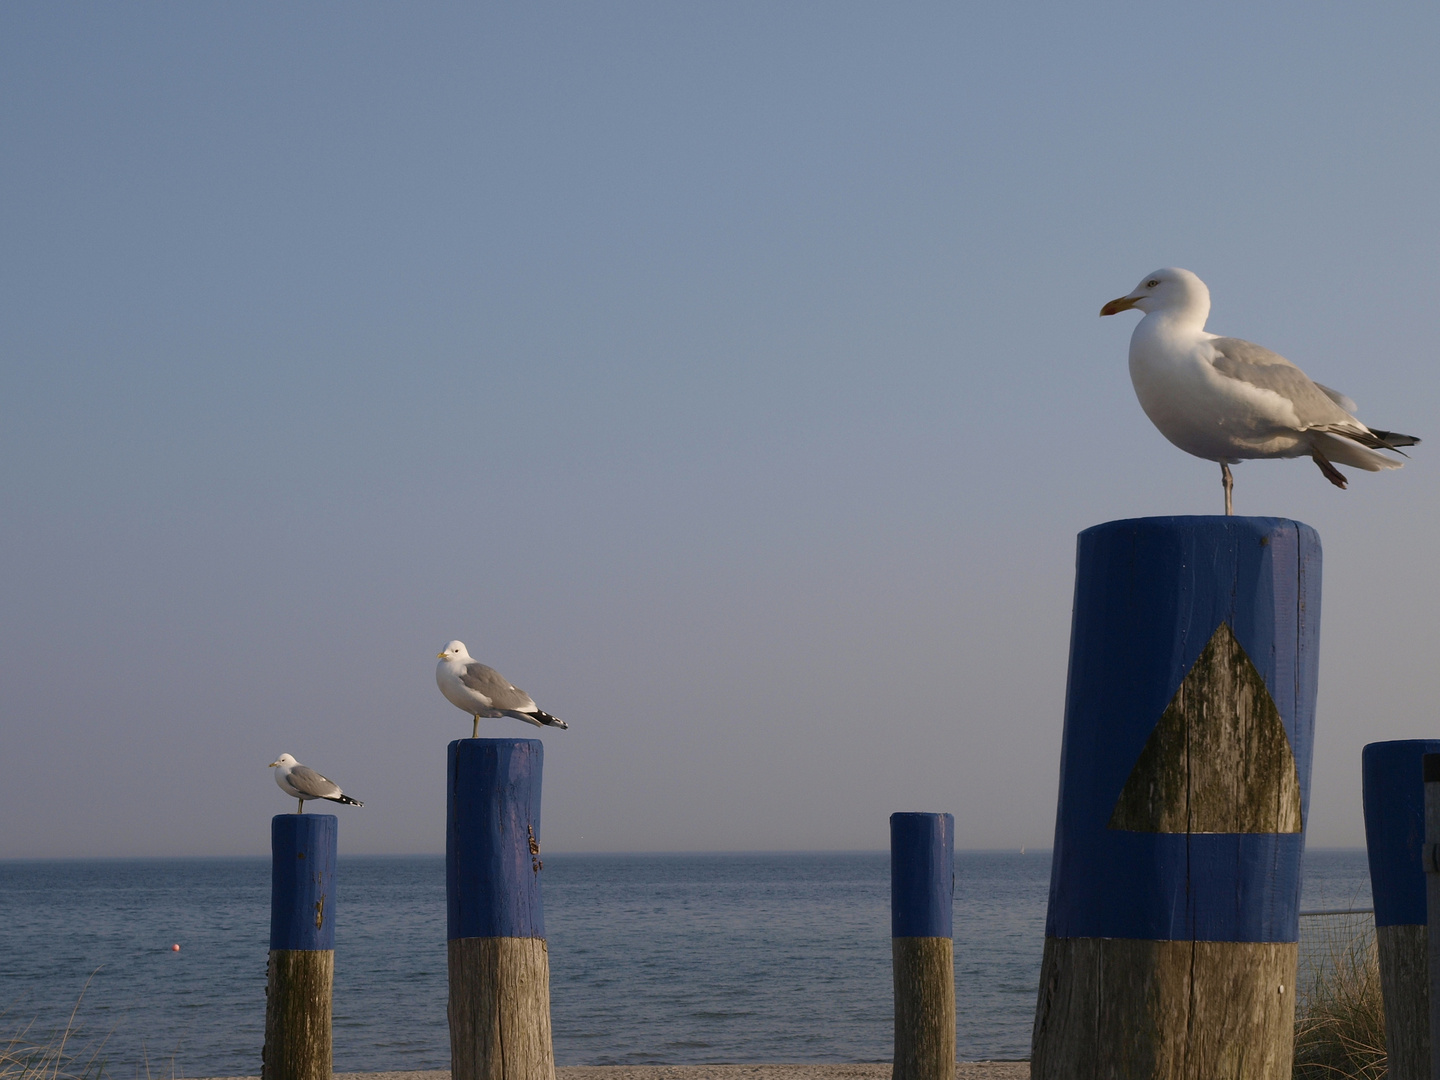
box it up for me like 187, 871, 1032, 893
326, 794, 364, 807
1313, 431, 1405, 472
1364, 427, 1421, 450
506, 708, 568, 730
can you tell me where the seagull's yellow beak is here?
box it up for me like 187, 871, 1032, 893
437, 651, 447, 659
1100, 295, 1140, 317
268, 761, 280, 768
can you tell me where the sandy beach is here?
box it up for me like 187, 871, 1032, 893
203, 1067, 1029, 1080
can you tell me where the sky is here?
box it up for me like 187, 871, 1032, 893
3, 2, 1438, 858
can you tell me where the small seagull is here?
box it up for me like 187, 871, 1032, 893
436, 640, 567, 738
269, 753, 364, 814
1101, 268, 1419, 514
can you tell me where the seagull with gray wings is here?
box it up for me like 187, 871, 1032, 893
436, 640, 568, 738
1101, 267, 1418, 514
269, 753, 364, 814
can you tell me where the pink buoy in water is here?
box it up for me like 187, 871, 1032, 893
171, 944, 180, 952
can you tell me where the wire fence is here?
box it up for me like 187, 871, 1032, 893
1296, 907, 1376, 1002
1293, 907, 1387, 1080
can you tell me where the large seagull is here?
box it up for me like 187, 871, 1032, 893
1101, 267, 1418, 514
436, 640, 567, 738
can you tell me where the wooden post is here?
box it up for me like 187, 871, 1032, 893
1424, 754, 1440, 1080
447, 738, 554, 1080
890, 812, 955, 1080
262, 813, 336, 1080
1362, 740, 1440, 1080
1031, 516, 1320, 1080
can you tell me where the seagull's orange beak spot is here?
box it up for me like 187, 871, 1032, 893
1100, 295, 1140, 316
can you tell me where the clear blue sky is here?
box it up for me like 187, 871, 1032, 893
3, 2, 1437, 856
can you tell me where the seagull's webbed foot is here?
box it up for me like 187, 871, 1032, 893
1310, 448, 1348, 490
1220, 462, 1234, 516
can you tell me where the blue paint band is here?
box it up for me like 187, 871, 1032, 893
447, 738, 546, 941
890, 812, 954, 938
1362, 741, 1440, 927
1044, 516, 1320, 943
269, 814, 337, 951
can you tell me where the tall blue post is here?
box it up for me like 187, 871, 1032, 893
1031, 517, 1320, 1080
1425, 754, 1440, 1080
890, 812, 955, 1080
263, 814, 337, 1080
1363, 740, 1440, 1080
446, 738, 554, 1080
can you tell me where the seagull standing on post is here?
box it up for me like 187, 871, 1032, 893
1101, 268, 1418, 514
269, 753, 364, 814
436, 640, 568, 738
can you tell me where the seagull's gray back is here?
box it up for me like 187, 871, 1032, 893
288, 765, 342, 799
460, 662, 538, 712
1208, 337, 1357, 429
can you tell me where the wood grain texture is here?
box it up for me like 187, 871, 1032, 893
449, 937, 555, 1080
891, 937, 955, 1080
262, 949, 334, 1080
1108, 622, 1301, 834
1031, 936, 1296, 1080
1376, 923, 1427, 1080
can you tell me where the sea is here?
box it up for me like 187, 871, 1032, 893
0, 849, 1373, 1078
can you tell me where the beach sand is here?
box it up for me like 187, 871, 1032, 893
204, 1066, 1029, 1080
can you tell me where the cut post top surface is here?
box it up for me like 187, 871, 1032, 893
270, 813, 337, 951
1362, 740, 1440, 926
890, 812, 954, 939
447, 737, 546, 941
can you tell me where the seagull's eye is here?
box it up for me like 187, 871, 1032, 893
1146, 279, 1159, 288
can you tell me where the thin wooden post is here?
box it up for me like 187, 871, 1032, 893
447, 738, 554, 1080
1362, 740, 1440, 1080
1424, 753, 1440, 1080
262, 813, 336, 1080
1031, 516, 1320, 1080
890, 812, 955, 1080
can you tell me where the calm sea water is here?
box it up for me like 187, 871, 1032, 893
0, 849, 1370, 1077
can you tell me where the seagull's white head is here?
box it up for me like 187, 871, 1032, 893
269, 753, 298, 768
438, 640, 471, 661
1100, 267, 1211, 329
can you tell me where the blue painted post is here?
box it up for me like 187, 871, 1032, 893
447, 738, 554, 1080
1031, 517, 1320, 1080
262, 814, 337, 1080
890, 812, 955, 1080
1362, 740, 1440, 1080
1425, 754, 1440, 1080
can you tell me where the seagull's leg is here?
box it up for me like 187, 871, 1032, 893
297, 797, 304, 814
1221, 462, 1234, 516
472, 714, 480, 739
1310, 447, 1349, 490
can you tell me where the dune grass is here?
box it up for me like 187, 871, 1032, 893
1292, 924, 1387, 1080
1, 976, 110, 1080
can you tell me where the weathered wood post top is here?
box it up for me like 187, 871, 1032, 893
1032, 515, 1320, 1080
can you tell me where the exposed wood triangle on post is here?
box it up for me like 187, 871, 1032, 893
1108, 621, 1302, 834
